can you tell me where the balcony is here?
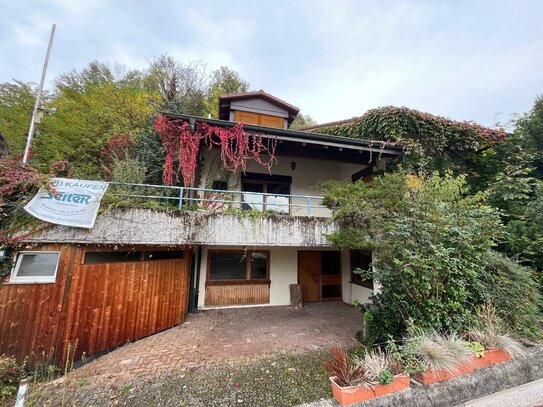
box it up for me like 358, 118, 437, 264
108, 182, 330, 217
20, 182, 337, 247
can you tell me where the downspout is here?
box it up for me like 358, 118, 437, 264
192, 245, 202, 313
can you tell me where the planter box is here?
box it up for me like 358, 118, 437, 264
469, 349, 512, 370
415, 349, 513, 385
330, 374, 410, 406
414, 361, 474, 385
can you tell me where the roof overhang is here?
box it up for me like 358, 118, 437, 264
163, 112, 403, 157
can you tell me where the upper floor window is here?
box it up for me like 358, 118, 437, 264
241, 173, 292, 213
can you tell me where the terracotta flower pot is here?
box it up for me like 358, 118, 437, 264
414, 361, 475, 385
467, 354, 488, 370
415, 349, 513, 385
470, 349, 512, 369
484, 349, 512, 364
372, 373, 410, 397
329, 374, 410, 406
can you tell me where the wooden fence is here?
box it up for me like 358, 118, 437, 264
0, 244, 191, 365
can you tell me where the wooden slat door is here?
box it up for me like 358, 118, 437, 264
298, 251, 321, 302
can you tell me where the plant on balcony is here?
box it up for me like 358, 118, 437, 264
154, 116, 277, 187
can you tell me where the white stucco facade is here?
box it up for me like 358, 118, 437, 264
197, 245, 374, 309
197, 148, 376, 217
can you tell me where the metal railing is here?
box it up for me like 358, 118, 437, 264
107, 182, 327, 216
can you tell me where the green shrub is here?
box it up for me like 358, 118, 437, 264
0, 356, 22, 404
480, 251, 543, 338
325, 173, 503, 341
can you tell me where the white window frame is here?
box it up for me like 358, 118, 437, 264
9, 251, 60, 284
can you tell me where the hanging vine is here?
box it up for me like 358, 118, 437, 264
154, 116, 277, 187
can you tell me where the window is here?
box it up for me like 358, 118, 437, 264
321, 251, 341, 275
209, 250, 269, 282
350, 250, 373, 289
84, 251, 141, 264
83, 250, 184, 264
143, 251, 184, 260
10, 251, 60, 283
241, 173, 292, 214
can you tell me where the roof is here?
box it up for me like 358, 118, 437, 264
219, 90, 300, 123
163, 112, 403, 156
299, 117, 360, 131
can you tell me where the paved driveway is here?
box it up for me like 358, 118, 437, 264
70, 302, 363, 384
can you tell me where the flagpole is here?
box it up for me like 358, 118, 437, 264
22, 23, 56, 164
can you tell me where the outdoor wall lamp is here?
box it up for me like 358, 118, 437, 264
290, 160, 297, 171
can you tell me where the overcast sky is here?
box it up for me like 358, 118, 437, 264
1, 0, 542, 127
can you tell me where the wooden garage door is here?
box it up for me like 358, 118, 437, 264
60, 248, 191, 362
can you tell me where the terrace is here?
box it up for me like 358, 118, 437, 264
107, 182, 329, 217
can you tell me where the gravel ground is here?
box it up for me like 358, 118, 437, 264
26, 350, 335, 407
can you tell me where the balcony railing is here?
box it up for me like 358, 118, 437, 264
108, 182, 328, 216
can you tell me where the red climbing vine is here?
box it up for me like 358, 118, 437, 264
154, 116, 277, 187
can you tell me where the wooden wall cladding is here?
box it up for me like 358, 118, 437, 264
205, 284, 269, 306
0, 244, 73, 363
0, 245, 191, 365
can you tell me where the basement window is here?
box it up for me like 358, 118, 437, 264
208, 250, 269, 282
10, 251, 60, 284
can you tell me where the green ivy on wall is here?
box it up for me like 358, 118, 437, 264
314, 106, 506, 177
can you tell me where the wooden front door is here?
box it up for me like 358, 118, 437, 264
298, 251, 321, 302
298, 251, 343, 303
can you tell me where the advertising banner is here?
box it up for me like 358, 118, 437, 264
24, 178, 109, 229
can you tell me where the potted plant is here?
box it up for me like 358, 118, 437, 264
405, 331, 474, 385
361, 349, 410, 397
324, 346, 409, 406
466, 303, 527, 368
466, 332, 525, 366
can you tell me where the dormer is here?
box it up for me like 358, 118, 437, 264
218, 90, 300, 129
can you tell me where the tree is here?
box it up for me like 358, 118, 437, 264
0, 81, 41, 156
205, 66, 249, 118
144, 55, 208, 115
290, 113, 317, 129
488, 96, 543, 277
35, 71, 158, 177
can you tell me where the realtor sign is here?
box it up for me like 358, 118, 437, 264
24, 178, 109, 229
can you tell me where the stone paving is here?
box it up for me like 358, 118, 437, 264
62, 302, 363, 385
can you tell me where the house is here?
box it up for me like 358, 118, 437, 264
0, 91, 402, 364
